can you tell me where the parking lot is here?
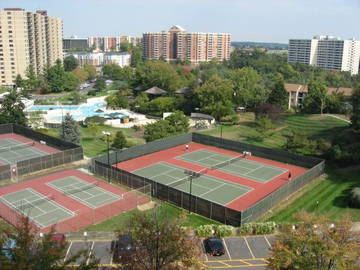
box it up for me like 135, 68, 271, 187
65, 235, 275, 269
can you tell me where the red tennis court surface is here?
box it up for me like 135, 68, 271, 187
0, 169, 150, 232
115, 142, 307, 211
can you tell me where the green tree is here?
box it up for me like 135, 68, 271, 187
134, 60, 185, 93
63, 55, 79, 71
0, 217, 99, 270
130, 44, 143, 67
302, 80, 328, 114
72, 67, 88, 83
194, 75, 234, 120
229, 67, 265, 109
145, 97, 178, 116
43, 59, 67, 93
144, 120, 170, 142
267, 74, 288, 110
119, 40, 131, 53
116, 210, 202, 270
59, 113, 81, 144
268, 212, 360, 270
64, 72, 81, 91
351, 83, 360, 131
112, 130, 127, 149
83, 64, 97, 80
0, 89, 27, 125
23, 66, 39, 91
15, 74, 24, 89
106, 90, 130, 109
94, 78, 106, 91
165, 111, 189, 134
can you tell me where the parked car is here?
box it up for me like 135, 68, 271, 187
112, 235, 133, 263
50, 233, 67, 246
1, 238, 17, 261
204, 237, 225, 256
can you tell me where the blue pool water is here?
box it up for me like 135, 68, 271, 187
27, 101, 129, 122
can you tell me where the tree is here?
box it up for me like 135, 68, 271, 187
144, 120, 170, 142
0, 89, 27, 125
112, 130, 127, 149
131, 45, 143, 67
59, 113, 81, 144
63, 55, 79, 71
72, 67, 88, 83
268, 212, 360, 270
83, 64, 97, 80
351, 83, 360, 131
302, 80, 328, 114
94, 78, 106, 91
145, 97, 178, 116
42, 59, 67, 93
64, 72, 81, 91
15, 74, 24, 89
267, 74, 288, 111
165, 111, 189, 134
106, 90, 130, 109
116, 210, 202, 270
229, 67, 266, 109
23, 66, 39, 91
194, 75, 234, 120
0, 217, 99, 270
119, 40, 131, 53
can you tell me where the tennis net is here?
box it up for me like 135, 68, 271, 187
17, 195, 53, 211
168, 168, 208, 188
0, 142, 35, 153
62, 181, 98, 195
210, 154, 244, 170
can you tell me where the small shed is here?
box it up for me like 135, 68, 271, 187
145, 86, 167, 96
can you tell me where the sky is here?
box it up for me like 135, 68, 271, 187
1, 0, 359, 43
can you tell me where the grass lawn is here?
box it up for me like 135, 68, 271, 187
202, 113, 349, 150
261, 166, 360, 223
85, 201, 221, 231
38, 125, 145, 158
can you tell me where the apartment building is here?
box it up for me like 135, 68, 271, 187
63, 37, 88, 51
64, 52, 131, 71
288, 35, 360, 75
88, 36, 143, 52
0, 8, 63, 87
143, 25, 231, 64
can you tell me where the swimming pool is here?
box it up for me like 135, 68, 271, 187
26, 99, 129, 122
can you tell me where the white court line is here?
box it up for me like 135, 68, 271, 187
244, 237, 255, 259
64, 241, 73, 262
198, 183, 226, 197
222, 238, 232, 260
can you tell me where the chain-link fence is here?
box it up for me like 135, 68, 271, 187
92, 132, 325, 226
0, 124, 84, 181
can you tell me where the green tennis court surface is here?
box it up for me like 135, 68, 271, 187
47, 176, 122, 209
0, 188, 74, 228
0, 139, 48, 165
177, 149, 287, 183
133, 162, 252, 205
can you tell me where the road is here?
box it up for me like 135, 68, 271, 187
65, 235, 275, 269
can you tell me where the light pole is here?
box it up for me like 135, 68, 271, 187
112, 147, 119, 169
102, 131, 111, 182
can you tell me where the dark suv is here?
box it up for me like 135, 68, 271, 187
112, 235, 133, 263
204, 237, 225, 256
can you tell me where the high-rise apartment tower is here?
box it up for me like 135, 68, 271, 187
0, 8, 63, 87
288, 36, 360, 75
142, 25, 231, 64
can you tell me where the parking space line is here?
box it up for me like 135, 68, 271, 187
222, 238, 232, 260
200, 241, 209, 261
264, 235, 272, 248
64, 241, 73, 262
86, 241, 95, 265
243, 237, 255, 259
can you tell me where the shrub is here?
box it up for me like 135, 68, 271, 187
238, 222, 277, 235
83, 116, 106, 126
214, 225, 234, 237
221, 114, 240, 125
196, 225, 214, 238
350, 187, 360, 208
238, 223, 253, 235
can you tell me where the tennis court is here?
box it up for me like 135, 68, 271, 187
177, 149, 288, 183
0, 138, 48, 165
133, 162, 252, 205
47, 176, 122, 209
0, 188, 74, 228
